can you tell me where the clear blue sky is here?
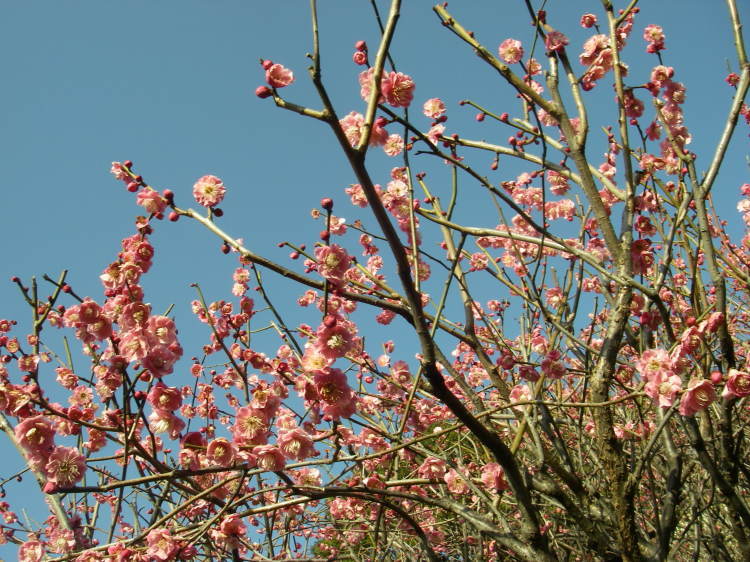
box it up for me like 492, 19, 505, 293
1, 0, 747, 554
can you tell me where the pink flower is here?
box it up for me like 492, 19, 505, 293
315, 319, 355, 361
146, 527, 178, 561
383, 133, 404, 156
417, 457, 447, 480
206, 437, 236, 466
547, 170, 570, 195
426, 123, 445, 144
135, 188, 168, 215
45, 446, 87, 487
148, 410, 185, 439
339, 111, 366, 147
313, 368, 356, 420
423, 98, 446, 119
147, 382, 183, 413
231, 406, 270, 446
314, 244, 352, 283
722, 369, 750, 399
541, 350, 567, 378
110, 161, 128, 181
679, 379, 717, 416
15, 415, 55, 456
211, 514, 247, 551
19, 540, 45, 562
265, 63, 294, 88
545, 30, 569, 52
498, 39, 524, 64
481, 462, 509, 491
643, 24, 665, 53
381, 71, 415, 108
635, 348, 674, 382
253, 444, 285, 471
118, 301, 151, 331
444, 469, 468, 494
358, 67, 384, 103
277, 428, 316, 460
193, 175, 226, 207
645, 372, 682, 408
352, 51, 367, 65
580, 13, 598, 28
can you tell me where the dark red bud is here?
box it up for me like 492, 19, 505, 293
168, 211, 179, 222
355, 40, 367, 51
255, 86, 273, 98
123, 160, 133, 169
320, 230, 330, 242
213, 207, 223, 217
321, 198, 333, 211
261, 59, 274, 70
126, 182, 139, 193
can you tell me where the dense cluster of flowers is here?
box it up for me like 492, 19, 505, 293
3, 3, 750, 561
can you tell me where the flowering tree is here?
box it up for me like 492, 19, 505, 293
3, 1, 750, 560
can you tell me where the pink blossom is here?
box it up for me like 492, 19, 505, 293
211, 514, 247, 551
110, 161, 128, 181
643, 24, 665, 53
265, 63, 294, 88
19, 540, 45, 562
381, 71, 415, 108
141, 345, 179, 378
426, 123, 445, 145
358, 68, 384, 103
679, 379, 717, 416
277, 428, 316, 460
45, 446, 87, 487
498, 39, 524, 64
444, 469, 468, 494
580, 13, 598, 28
231, 406, 270, 446
650, 65, 674, 87
206, 437, 236, 466
547, 170, 569, 195
315, 319, 355, 360
481, 462, 508, 491
545, 30, 569, 52
313, 368, 356, 420
15, 415, 55, 456
370, 116, 389, 147
192, 175, 226, 207
383, 133, 404, 156
417, 457, 447, 480
253, 444, 285, 471
118, 301, 150, 331
423, 98, 446, 119
135, 188, 168, 215
148, 410, 185, 439
339, 111, 367, 147
722, 369, 750, 399
314, 244, 351, 283
635, 348, 674, 381
352, 51, 367, 65
147, 382, 182, 413
645, 372, 682, 408
146, 527, 178, 561
631, 239, 654, 275
541, 350, 567, 379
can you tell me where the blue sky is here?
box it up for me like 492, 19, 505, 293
1, 0, 748, 553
